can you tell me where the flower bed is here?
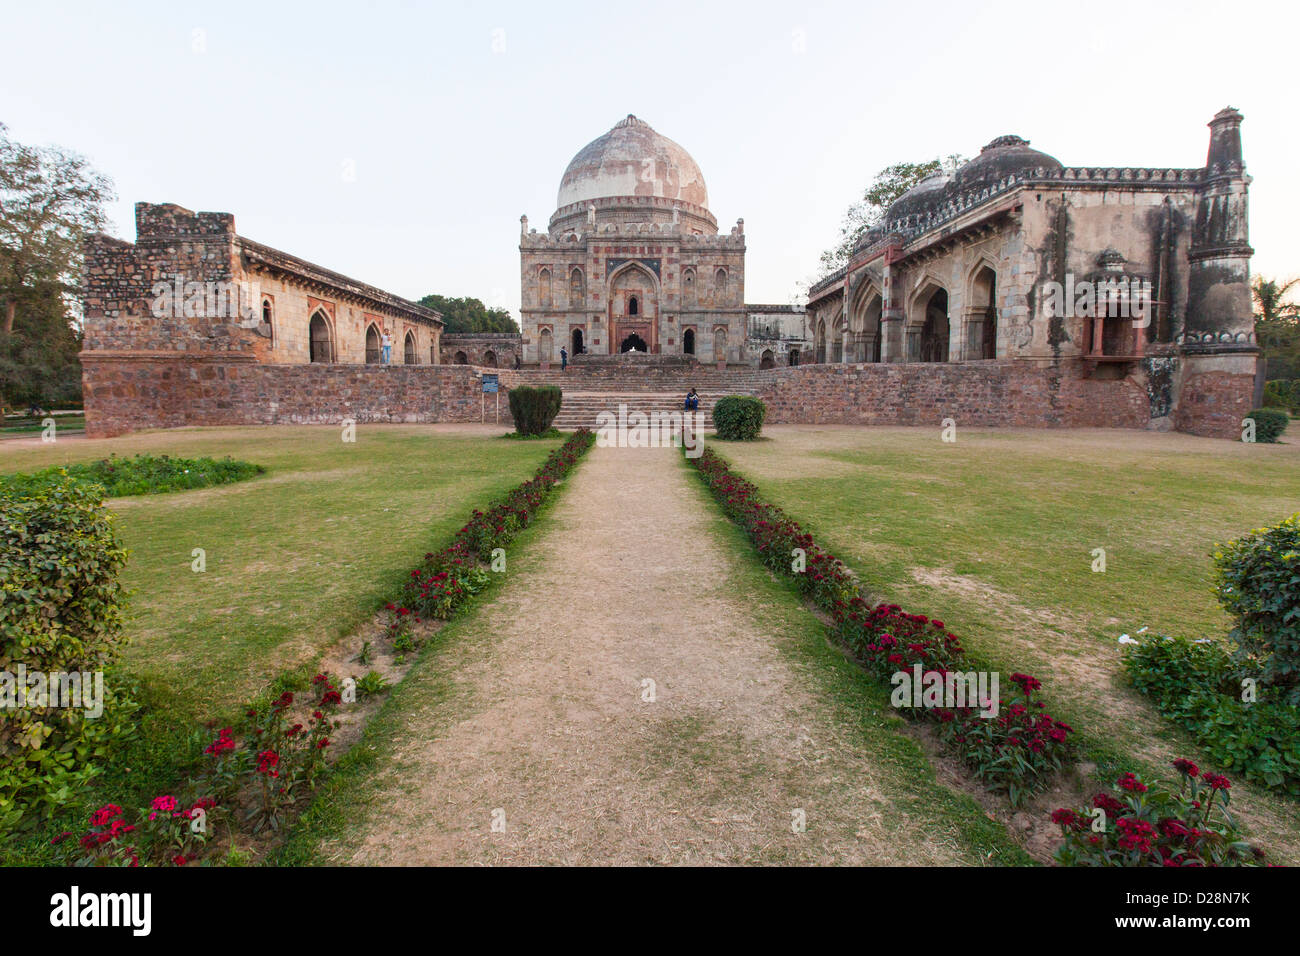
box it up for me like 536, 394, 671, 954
688, 445, 1074, 806
48, 429, 596, 865
1051, 761, 1267, 866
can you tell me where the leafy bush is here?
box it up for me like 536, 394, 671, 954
1262, 380, 1297, 413
1214, 513, 1300, 704
711, 395, 766, 441
1245, 407, 1289, 443
508, 385, 562, 436
1122, 634, 1300, 794
0, 475, 138, 834
1052, 762, 1265, 866
1, 454, 264, 498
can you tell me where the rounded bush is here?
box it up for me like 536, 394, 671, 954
508, 385, 562, 436
1246, 407, 1289, 444
712, 395, 766, 441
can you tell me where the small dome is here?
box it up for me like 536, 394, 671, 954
557, 115, 708, 210
885, 168, 953, 224
953, 135, 1062, 190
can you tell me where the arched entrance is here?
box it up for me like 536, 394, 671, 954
620, 332, 648, 353
970, 265, 997, 360
919, 288, 950, 363
608, 262, 658, 354
787, 348, 800, 367
309, 311, 333, 363
682, 328, 695, 355
404, 331, 417, 364
453, 350, 468, 365
760, 349, 775, 369
482, 349, 497, 368
571, 328, 584, 355
365, 324, 381, 364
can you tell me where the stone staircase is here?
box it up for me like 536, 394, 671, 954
510, 366, 767, 430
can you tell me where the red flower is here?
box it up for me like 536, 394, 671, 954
1173, 758, 1199, 778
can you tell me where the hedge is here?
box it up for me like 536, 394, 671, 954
711, 395, 766, 441
1245, 407, 1289, 444
508, 385, 563, 436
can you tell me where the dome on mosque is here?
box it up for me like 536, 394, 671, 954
952, 135, 1062, 190
556, 115, 709, 210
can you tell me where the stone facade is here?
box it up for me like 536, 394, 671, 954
441, 332, 522, 368
81, 202, 445, 436
520, 116, 749, 367
804, 108, 1259, 438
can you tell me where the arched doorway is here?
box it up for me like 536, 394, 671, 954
453, 350, 468, 365
970, 265, 997, 359
538, 328, 553, 365
309, 311, 333, 363
608, 262, 658, 354
760, 349, 775, 369
712, 326, 728, 365
620, 332, 648, 353
919, 288, 950, 363
815, 319, 826, 363
365, 324, 381, 364
404, 331, 417, 364
571, 328, 584, 355
788, 348, 800, 367
482, 349, 497, 368
683, 328, 695, 355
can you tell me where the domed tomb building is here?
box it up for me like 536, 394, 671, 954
519, 115, 748, 366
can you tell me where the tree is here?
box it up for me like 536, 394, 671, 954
0, 123, 114, 334
1253, 276, 1300, 380
817, 155, 966, 279
0, 123, 113, 409
417, 293, 519, 334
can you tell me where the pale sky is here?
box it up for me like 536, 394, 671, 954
3, 0, 1297, 319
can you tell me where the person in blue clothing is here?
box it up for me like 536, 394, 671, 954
683, 388, 699, 411
560, 346, 568, 371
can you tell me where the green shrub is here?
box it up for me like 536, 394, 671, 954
508, 385, 562, 436
1213, 513, 1300, 704
1245, 407, 1289, 443
1263, 380, 1295, 413
712, 395, 767, 441
0, 475, 139, 833
0, 453, 264, 498
1122, 634, 1300, 794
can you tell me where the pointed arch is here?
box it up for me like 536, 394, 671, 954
309, 310, 334, 363
365, 323, 382, 364
404, 330, 417, 364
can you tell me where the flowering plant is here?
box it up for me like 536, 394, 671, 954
1052, 762, 1266, 866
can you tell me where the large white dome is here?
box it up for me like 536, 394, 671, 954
556, 115, 709, 210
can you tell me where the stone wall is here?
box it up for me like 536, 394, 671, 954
441, 333, 522, 368
82, 359, 517, 437
752, 361, 1151, 429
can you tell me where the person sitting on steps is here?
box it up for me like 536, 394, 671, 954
683, 388, 699, 411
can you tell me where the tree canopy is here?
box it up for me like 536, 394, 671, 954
1254, 276, 1300, 380
0, 122, 114, 409
817, 155, 965, 279
417, 294, 519, 334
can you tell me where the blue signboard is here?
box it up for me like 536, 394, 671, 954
482, 374, 499, 394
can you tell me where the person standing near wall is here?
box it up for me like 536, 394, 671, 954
381, 328, 392, 364
560, 345, 568, 371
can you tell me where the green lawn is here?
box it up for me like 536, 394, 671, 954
712, 425, 1300, 862
1, 425, 560, 722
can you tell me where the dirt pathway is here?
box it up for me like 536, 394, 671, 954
327, 444, 974, 865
